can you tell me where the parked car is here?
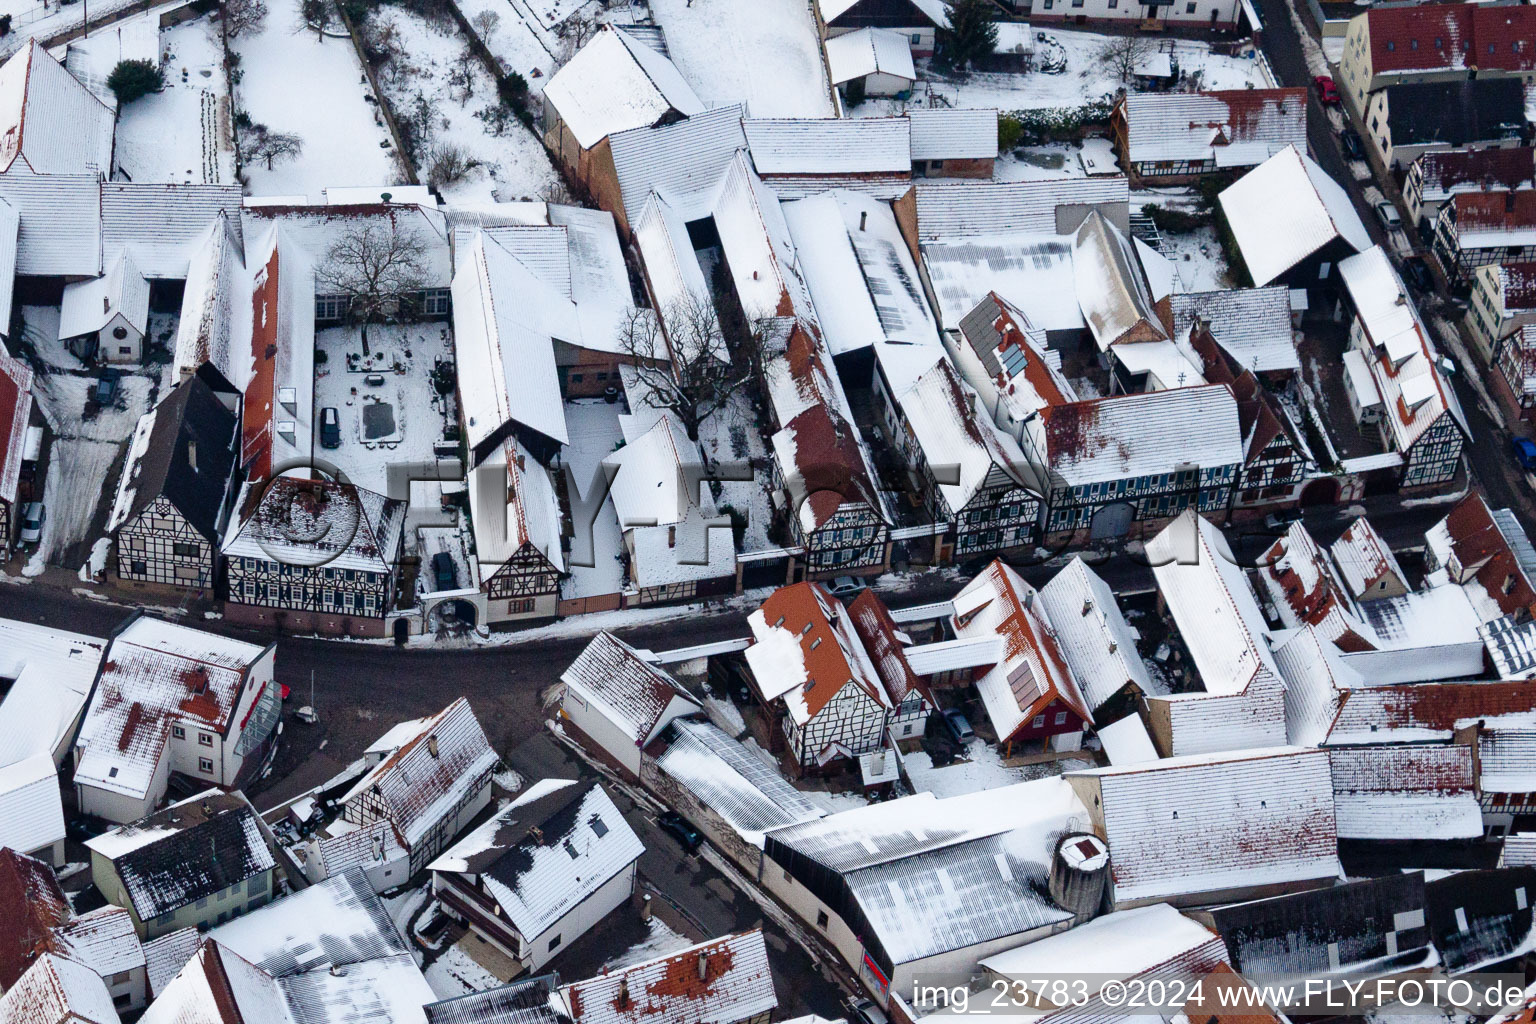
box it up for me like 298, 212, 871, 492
850, 999, 890, 1024
1403, 256, 1433, 292
1375, 201, 1402, 230
1264, 508, 1304, 532
364, 374, 386, 387
93, 373, 118, 407
656, 811, 702, 853
431, 551, 457, 591
1512, 437, 1536, 471
1313, 75, 1340, 105
320, 407, 341, 449
1341, 129, 1364, 159
1436, 355, 1457, 377
826, 575, 867, 599
941, 707, 975, 745
18, 502, 44, 544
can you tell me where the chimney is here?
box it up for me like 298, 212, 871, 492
103, 295, 110, 315
529, 825, 544, 843
1081, 598, 1093, 616
668, 525, 676, 548
428, 735, 439, 759
618, 978, 630, 1007
696, 951, 708, 982
188, 440, 198, 473
859, 211, 868, 231
330, 965, 346, 978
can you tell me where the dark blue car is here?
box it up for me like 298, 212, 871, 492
1513, 437, 1536, 471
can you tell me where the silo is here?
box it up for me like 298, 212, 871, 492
1048, 832, 1109, 921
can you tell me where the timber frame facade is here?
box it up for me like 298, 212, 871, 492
786, 680, 889, 772
796, 502, 888, 575
483, 542, 562, 620
1238, 431, 1307, 503
1400, 412, 1464, 488
118, 499, 218, 588
1040, 464, 1237, 535
226, 556, 397, 620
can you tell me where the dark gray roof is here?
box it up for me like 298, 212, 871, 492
112, 370, 239, 540
1385, 79, 1526, 148
1427, 866, 1536, 974
425, 975, 568, 1024
101, 792, 275, 921
1203, 873, 1431, 977
958, 294, 1006, 377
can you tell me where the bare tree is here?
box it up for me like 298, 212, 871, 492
470, 8, 500, 38
615, 296, 760, 442
427, 142, 477, 189
317, 223, 429, 353
238, 123, 304, 171
223, 0, 269, 37
1096, 35, 1154, 84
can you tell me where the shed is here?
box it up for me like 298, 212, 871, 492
824, 28, 916, 98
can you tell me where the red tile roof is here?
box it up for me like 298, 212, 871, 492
755, 582, 885, 719
1455, 190, 1536, 234
0, 848, 70, 989
1367, 4, 1536, 75
847, 589, 931, 708
1417, 147, 1536, 197
1502, 262, 1536, 311
242, 243, 279, 481
0, 346, 34, 507
1330, 680, 1536, 740
1442, 492, 1536, 619
564, 930, 777, 1024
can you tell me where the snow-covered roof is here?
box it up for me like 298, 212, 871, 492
0, 172, 100, 276
820, 0, 948, 23
561, 931, 777, 1024
1148, 511, 1284, 698
338, 698, 497, 850
1068, 747, 1340, 905
59, 247, 149, 339
894, 360, 1031, 515
1257, 521, 1380, 652
655, 720, 824, 847
143, 928, 202, 999
0, 345, 33, 510
222, 476, 405, 574
914, 179, 1129, 240
1040, 385, 1242, 487
429, 778, 643, 940
0, 952, 119, 1024
743, 117, 910, 175
979, 904, 1226, 988
238, 223, 314, 481
1270, 624, 1358, 747
1352, 584, 1482, 677
86, 790, 274, 921
1074, 210, 1168, 351
950, 561, 1090, 744
1483, 615, 1536, 680
633, 193, 714, 336
923, 231, 1083, 333
610, 104, 748, 229
1218, 145, 1372, 286
563, 632, 702, 743
54, 906, 146, 982
908, 107, 998, 161
764, 779, 1087, 965
452, 229, 572, 453
783, 188, 938, 357
1330, 516, 1405, 600
1327, 745, 1483, 841
0, 618, 100, 766
1096, 714, 1159, 765
1325, 680, 1536, 746
712, 150, 818, 324
173, 213, 243, 384
824, 27, 915, 86
0, 197, 17, 329
541, 26, 703, 150
101, 183, 245, 279
0, 753, 63, 859
1036, 557, 1158, 715
548, 203, 635, 354
470, 439, 564, 575
1169, 287, 1298, 374
0, 40, 113, 177
1120, 89, 1306, 168
956, 291, 1076, 423
74, 618, 267, 802
746, 582, 890, 728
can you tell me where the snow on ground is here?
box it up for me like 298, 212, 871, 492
231, 0, 399, 198
647, 0, 833, 117
701, 695, 746, 738
313, 322, 454, 495
455, 0, 563, 90
601, 917, 693, 972
383, 882, 431, 936
1160, 226, 1231, 292
697, 392, 772, 551
0, 0, 146, 60
858, 32, 1272, 116
113, 13, 237, 184
424, 943, 504, 999
369, 6, 559, 202
996, 138, 1120, 181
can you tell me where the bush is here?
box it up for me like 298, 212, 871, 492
843, 75, 865, 107
498, 71, 528, 110
1006, 97, 1114, 141
106, 59, 164, 104
997, 113, 1024, 153
1142, 203, 1208, 235
427, 142, 477, 190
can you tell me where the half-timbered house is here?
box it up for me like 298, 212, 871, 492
1494, 324, 1536, 418
1434, 191, 1536, 287
847, 590, 934, 743
950, 560, 1091, 753
108, 368, 241, 591
0, 344, 33, 551
744, 582, 891, 774
221, 476, 406, 637
470, 439, 564, 625
1111, 89, 1307, 184
1340, 247, 1467, 489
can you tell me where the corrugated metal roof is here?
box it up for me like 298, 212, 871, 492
1170, 286, 1299, 374
908, 107, 997, 161
744, 117, 909, 174
562, 931, 777, 1024
610, 104, 747, 228
914, 178, 1128, 240
655, 719, 824, 842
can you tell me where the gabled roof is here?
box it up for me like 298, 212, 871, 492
847, 590, 930, 710
979, 904, 1227, 986
1327, 745, 1482, 841
561, 931, 777, 1024
1270, 624, 1358, 748
1037, 557, 1159, 716
1074, 210, 1167, 350
1148, 511, 1284, 698
894, 359, 1031, 515
654, 719, 825, 846
107, 371, 238, 541
222, 476, 405, 575
1040, 385, 1243, 486
1326, 680, 1536, 745
0, 753, 63, 862
1432, 493, 1536, 621
0, 40, 113, 177
143, 928, 201, 999
426, 974, 566, 1024
58, 248, 149, 339
1170, 287, 1299, 374
0, 172, 100, 276
609, 104, 748, 229
173, 212, 244, 383
0, 342, 32, 507
1414, 147, 1535, 204
0, 952, 119, 1024
820, 0, 945, 26
428, 779, 643, 939
1120, 89, 1306, 168
338, 698, 498, 850
957, 290, 1077, 417
914, 178, 1129, 240
239, 224, 314, 482
562, 632, 702, 743
1451, 189, 1536, 247
1426, 866, 1536, 974
951, 560, 1090, 743
1257, 521, 1379, 652
74, 618, 267, 802
1218, 145, 1371, 286
1330, 516, 1405, 599
908, 107, 998, 161
745, 582, 890, 728
0, 847, 70, 989
1068, 747, 1340, 905
542, 26, 703, 150
85, 790, 274, 922
824, 27, 916, 86
100, 183, 245, 279
53, 907, 146, 983
1363, 4, 1536, 76
470, 439, 564, 574
1385, 78, 1525, 149
1497, 262, 1536, 312
744, 117, 910, 175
